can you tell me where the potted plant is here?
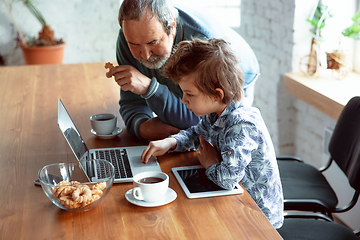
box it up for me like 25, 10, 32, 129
301, 2, 332, 77
306, 3, 333, 39
326, 11, 360, 77
2, 0, 65, 65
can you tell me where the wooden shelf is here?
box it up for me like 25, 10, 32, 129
284, 71, 360, 120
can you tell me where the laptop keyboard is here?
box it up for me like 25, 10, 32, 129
94, 149, 133, 179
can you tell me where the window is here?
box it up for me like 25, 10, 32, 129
321, 0, 360, 73
172, 0, 241, 28
353, 1, 360, 73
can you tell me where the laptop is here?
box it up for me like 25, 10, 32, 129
57, 99, 162, 183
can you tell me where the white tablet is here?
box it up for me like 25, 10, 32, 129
172, 165, 243, 199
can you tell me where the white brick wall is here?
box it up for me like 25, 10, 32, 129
240, 0, 296, 155
0, 0, 120, 65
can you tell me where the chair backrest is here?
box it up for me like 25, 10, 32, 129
329, 96, 360, 192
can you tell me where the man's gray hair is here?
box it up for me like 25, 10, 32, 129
119, 0, 178, 35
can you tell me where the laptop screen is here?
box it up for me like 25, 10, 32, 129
57, 99, 88, 160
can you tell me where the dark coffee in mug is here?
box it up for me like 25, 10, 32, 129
96, 118, 113, 121
138, 177, 164, 184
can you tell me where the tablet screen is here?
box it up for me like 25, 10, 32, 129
172, 165, 243, 198
177, 167, 227, 193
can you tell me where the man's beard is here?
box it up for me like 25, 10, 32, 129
138, 34, 174, 69
138, 54, 169, 69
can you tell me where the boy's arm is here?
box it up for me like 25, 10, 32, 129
197, 135, 222, 168
205, 122, 257, 190
141, 137, 177, 163
170, 118, 209, 152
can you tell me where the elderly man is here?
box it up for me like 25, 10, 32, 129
106, 0, 259, 141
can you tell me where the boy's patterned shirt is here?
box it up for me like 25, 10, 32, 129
171, 101, 284, 229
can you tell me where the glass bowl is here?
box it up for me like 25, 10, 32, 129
38, 159, 115, 212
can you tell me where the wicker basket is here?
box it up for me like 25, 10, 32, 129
326, 51, 348, 70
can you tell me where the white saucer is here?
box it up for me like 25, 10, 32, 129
91, 127, 122, 139
125, 188, 177, 207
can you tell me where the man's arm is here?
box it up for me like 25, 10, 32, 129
139, 117, 180, 140
119, 89, 153, 138
115, 30, 154, 139
116, 29, 200, 140
119, 87, 182, 140
119, 89, 180, 140
142, 78, 200, 130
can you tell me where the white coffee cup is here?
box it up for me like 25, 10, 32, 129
90, 113, 117, 135
132, 171, 169, 202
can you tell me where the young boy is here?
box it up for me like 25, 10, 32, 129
141, 38, 283, 229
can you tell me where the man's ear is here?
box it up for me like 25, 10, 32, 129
171, 18, 177, 37
214, 88, 224, 102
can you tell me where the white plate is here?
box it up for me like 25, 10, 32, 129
91, 127, 122, 139
125, 188, 177, 207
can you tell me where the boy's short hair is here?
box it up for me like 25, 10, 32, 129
162, 38, 244, 104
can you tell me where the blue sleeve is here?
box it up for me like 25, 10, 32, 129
116, 29, 200, 138
170, 117, 209, 151
119, 89, 153, 139
142, 78, 200, 130
116, 30, 153, 139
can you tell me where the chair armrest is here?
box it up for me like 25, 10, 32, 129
284, 199, 332, 218
284, 212, 360, 236
284, 212, 333, 222
318, 157, 333, 172
334, 191, 360, 213
276, 155, 304, 162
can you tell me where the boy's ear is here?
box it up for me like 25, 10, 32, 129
214, 88, 224, 102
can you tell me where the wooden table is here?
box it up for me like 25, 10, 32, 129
0, 63, 282, 240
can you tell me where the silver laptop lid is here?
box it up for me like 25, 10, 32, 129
57, 99, 89, 161
57, 99, 162, 183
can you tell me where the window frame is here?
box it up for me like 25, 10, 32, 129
353, 0, 360, 73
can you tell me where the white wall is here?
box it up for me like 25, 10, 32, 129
0, 0, 120, 65
240, 0, 296, 155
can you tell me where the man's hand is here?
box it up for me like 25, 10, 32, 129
106, 65, 151, 95
139, 117, 180, 141
141, 138, 177, 163
198, 135, 222, 168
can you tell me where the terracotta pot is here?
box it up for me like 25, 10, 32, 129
21, 43, 66, 65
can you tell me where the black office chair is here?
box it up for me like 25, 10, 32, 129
277, 212, 360, 240
277, 96, 360, 219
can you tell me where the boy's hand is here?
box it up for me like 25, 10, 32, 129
198, 135, 221, 168
141, 138, 177, 163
